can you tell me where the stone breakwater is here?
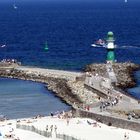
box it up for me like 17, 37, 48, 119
84, 62, 140, 88
0, 66, 102, 107
0, 62, 139, 107
0, 66, 81, 105
0, 66, 90, 108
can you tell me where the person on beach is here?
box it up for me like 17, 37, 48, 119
66, 118, 70, 126
50, 112, 54, 117
93, 121, 98, 127
9, 127, 14, 133
46, 125, 48, 131
124, 132, 129, 140
50, 125, 53, 132
124, 132, 127, 140
50, 125, 53, 137
54, 125, 57, 134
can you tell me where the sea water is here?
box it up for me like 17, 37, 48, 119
0, 1, 140, 71
127, 71, 140, 99
0, 0, 140, 117
0, 78, 71, 119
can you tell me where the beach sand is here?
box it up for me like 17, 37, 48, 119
0, 116, 140, 140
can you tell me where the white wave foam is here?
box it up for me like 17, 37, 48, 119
117, 45, 140, 49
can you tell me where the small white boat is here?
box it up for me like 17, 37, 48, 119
91, 44, 97, 47
91, 44, 107, 48
91, 39, 106, 48
0, 44, 6, 48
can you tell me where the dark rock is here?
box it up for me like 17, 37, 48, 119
84, 62, 140, 88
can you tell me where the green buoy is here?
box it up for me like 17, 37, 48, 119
44, 42, 49, 51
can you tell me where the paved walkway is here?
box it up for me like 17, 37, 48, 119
84, 71, 140, 122
106, 63, 117, 83
84, 74, 112, 94
15, 66, 83, 80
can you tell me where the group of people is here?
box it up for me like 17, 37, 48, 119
1, 59, 17, 63
4, 127, 20, 140
46, 124, 57, 134
99, 97, 119, 112
0, 115, 8, 121
0, 59, 21, 66
50, 110, 73, 120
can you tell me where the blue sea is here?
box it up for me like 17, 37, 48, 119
0, 0, 140, 70
0, 78, 71, 119
0, 0, 140, 118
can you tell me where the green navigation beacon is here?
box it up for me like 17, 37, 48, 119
106, 31, 115, 62
44, 42, 49, 51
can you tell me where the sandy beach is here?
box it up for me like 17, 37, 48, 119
0, 115, 140, 140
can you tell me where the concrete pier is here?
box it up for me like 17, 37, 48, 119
15, 66, 82, 81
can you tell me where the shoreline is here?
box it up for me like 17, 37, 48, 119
0, 65, 84, 109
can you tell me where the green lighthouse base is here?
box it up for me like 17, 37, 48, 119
107, 50, 115, 62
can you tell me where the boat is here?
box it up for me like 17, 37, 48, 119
0, 44, 6, 48
91, 39, 106, 48
13, 4, 17, 9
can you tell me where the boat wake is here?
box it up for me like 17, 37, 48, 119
117, 45, 140, 49
91, 44, 140, 50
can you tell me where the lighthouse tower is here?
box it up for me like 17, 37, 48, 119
106, 31, 115, 62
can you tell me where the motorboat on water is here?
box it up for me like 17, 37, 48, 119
0, 44, 6, 48
91, 39, 106, 48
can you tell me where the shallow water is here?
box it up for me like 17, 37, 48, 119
0, 78, 71, 119
127, 70, 140, 99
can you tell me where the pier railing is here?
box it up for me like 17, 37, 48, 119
16, 123, 85, 140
